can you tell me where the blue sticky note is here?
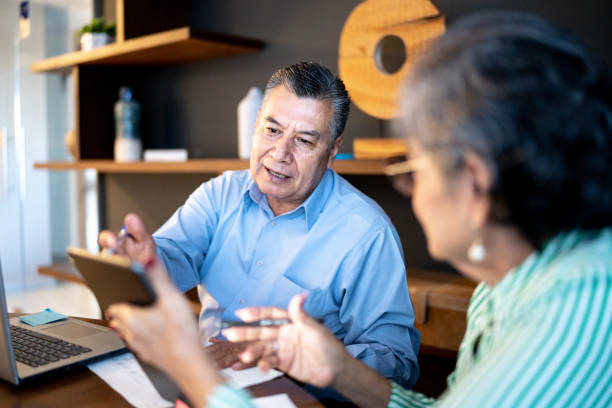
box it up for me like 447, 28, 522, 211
19, 308, 67, 326
335, 153, 354, 160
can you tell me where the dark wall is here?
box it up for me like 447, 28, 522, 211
140, 0, 612, 159
140, 0, 377, 158
108, 0, 611, 272
434, 0, 612, 68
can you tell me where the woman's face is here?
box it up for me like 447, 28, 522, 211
409, 142, 478, 264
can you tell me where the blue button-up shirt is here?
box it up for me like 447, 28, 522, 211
154, 169, 420, 387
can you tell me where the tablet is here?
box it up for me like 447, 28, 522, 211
67, 247, 183, 402
67, 247, 156, 312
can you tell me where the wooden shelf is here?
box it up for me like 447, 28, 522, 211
333, 159, 388, 175
34, 159, 389, 175
31, 26, 265, 74
38, 262, 85, 285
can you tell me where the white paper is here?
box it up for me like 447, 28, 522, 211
88, 353, 284, 408
253, 393, 297, 408
220, 366, 283, 388
88, 353, 173, 408
143, 149, 188, 162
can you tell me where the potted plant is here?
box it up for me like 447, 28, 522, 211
80, 17, 116, 51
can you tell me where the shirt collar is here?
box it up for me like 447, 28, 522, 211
300, 168, 334, 229
244, 168, 335, 229
245, 176, 273, 216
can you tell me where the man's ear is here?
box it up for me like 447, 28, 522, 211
254, 108, 261, 130
463, 151, 493, 228
327, 135, 343, 168
249, 109, 262, 160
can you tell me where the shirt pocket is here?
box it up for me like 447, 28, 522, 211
280, 272, 344, 336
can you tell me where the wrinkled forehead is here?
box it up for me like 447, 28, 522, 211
261, 86, 334, 132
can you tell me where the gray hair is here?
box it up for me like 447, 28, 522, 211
400, 11, 612, 249
263, 62, 350, 145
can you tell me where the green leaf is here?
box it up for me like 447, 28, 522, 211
80, 17, 116, 36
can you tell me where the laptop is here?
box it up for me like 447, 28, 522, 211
0, 261, 126, 385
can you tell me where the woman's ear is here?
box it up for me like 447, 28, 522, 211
463, 151, 493, 228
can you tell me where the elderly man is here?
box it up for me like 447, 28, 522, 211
100, 62, 419, 388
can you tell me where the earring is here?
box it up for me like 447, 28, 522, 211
468, 235, 486, 263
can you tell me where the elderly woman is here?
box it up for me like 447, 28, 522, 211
106, 11, 612, 408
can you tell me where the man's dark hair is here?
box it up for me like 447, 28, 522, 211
402, 11, 612, 249
264, 62, 350, 145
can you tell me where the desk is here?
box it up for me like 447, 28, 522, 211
0, 317, 323, 408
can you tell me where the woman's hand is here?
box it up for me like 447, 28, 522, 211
98, 213, 157, 265
105, 257, 223, 407
225, 295, 393, 407
223, 294, 351, 388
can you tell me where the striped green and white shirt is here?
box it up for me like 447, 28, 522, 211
390, 229, 612, 407
207, 384, 253, 408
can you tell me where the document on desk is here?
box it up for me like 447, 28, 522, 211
88, 353, 173, 408
220, 365, 283, 388
253, 393, 297, 408
88, 352, 285, 408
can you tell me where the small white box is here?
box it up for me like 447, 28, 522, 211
143, 149, 188, 162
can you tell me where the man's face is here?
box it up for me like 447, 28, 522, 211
250, 85, 341, 216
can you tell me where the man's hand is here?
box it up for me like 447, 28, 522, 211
224, 294, 351, 388
98, 213, 157, 264
206, 337, 256, 369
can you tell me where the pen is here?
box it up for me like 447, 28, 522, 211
106, 225, 128, 255
221, 319, 292, 328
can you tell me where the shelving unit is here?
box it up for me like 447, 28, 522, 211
33, 158, 389, 175
30, 1, 270, 287
31, 26, 264, 75
29, 0, 266, 163
31, 0, 387, 175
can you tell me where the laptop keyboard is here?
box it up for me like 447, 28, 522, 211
10, 325, 92, 368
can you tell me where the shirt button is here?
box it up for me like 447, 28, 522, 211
239, 299, 245, 304
271, 221, 277, 226
257, 261, 263, 267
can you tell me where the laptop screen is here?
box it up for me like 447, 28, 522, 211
0, 262, 20, 384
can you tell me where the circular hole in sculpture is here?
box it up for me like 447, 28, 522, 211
374, 35, 406, 74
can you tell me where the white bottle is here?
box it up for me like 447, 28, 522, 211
237, 87, 262, 159
114, 138, 142, 162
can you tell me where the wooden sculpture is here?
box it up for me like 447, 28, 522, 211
339, 0, 445, 119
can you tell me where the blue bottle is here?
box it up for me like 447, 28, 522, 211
114, 87, 141, 161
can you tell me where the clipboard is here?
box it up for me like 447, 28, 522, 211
67, 247, 155, 311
